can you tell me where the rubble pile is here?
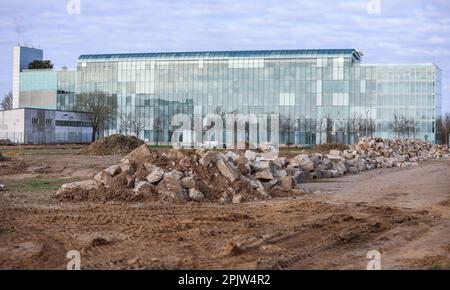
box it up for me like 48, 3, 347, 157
57, 142, 304, 203
290, 137, 450, 179
56, 138, 449, 203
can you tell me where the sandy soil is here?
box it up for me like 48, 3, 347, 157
1, 146, 449, 269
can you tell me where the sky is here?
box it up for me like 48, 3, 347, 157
0, 0, 449, 112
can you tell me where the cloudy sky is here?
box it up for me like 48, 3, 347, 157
0, 0, 449, 111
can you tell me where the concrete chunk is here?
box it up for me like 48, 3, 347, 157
105, 164, 121, 176
124, 144, 152, 164
255, 168, 274, 181
244, 150, 257, 161
156, 174, 187, 201
94, 171, 113, 188
188, 188, 204, 201
181, 176, 196, 189
199, 151, 217, 166
215, 156, 240, 182
145, 165, 165, 184
56, 180, 98, 198
293, 154, 315, 172
280, 176, 293, 191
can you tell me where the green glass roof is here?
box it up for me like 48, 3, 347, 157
78, 49, 361, 62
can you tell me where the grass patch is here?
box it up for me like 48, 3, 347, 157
3, 178, 66, 192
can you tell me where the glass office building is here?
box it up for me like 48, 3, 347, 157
74, 49, 441, 144
18, 48, 442, 145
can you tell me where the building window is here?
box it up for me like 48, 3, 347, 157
55, 120, 92, 127
144, 130, 151, 140
45, 119, 52, 126
32, 118, 39, 125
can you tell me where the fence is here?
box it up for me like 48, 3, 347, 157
0, 131, 91, 144
0, 131, 24, 144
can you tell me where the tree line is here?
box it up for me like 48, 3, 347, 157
2, 90, 450, 146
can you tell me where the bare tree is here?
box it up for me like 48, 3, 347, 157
325, 116, 333, 143
153, 117, 163, 146
75, 91, 115, 142
118, 112, 132, 135
301, 118, 318, 145
391, 113, 404, 138
130, 116, 145, 137
437, 113, 450, 145
316, 118, 326, 145
119, 111, 145, 138
391, 113, 415, 138
280, 117, 295, 146
1, 92, 12, 110
356, 116, 376, 138
366, 119, 376, 137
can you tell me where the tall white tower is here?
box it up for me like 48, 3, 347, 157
12, 46, 43, 109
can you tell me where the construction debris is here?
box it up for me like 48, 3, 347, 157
56, 138, 449, 203
80, 134, 145, 155
57, 143, 298, 203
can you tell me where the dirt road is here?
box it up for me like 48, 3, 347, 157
1, 147, 449, 269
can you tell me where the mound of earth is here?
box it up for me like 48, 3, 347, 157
81, 135, 145, 155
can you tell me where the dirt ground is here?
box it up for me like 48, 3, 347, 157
1, 145, 450, 269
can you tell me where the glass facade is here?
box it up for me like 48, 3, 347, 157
20, 70, 57, 91
19, 70, 57, 110
23, 49, 441, 144
57, 70, 77, 111
355, 64, 440, 141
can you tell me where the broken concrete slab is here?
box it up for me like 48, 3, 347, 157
225, 151, 240, 163
181, 176, 196, 189
293, 154, 315, 172
104, 165, 121, 176
124, 144, 152, 164
133, 181, 155, 197
244, 150, 257, 161
188, 188, 204, 201
199, 151, 217, 166
280, 176, 293, 191
56, 180, 98, 198
94, 171, 114, 188
215, 156, 240, 182
156, 174, 187, 201
255, 168, 274, 181
145, 165, 165, 184
232, 194, 244, 203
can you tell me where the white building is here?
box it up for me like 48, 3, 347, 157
0, 46, 93, 144
0, 108, 93, 144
